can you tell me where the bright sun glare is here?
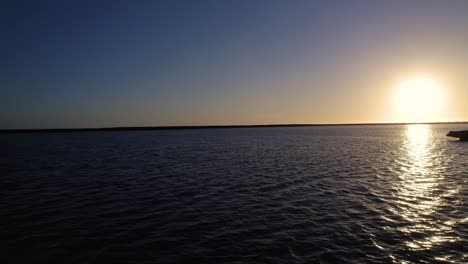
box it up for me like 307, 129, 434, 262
394, 77, 445, 123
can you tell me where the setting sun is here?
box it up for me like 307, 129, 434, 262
394, 77, 445, 123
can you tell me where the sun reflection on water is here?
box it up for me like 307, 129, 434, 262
391, 125, 460, 260
406, 124, 430, 162
398, 125, 437, 213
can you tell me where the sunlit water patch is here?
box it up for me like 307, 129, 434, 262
383, 125, 464, 263
1, 125, 467, 263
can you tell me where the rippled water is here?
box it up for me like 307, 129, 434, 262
1, 125, 467, 263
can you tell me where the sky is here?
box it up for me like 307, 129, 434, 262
2, 0, 468, 128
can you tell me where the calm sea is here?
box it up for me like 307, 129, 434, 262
1, 125, 467, 263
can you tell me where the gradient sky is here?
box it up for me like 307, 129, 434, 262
2, 0, 468, 128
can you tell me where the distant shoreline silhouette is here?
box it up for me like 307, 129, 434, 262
1, 122, 467, 133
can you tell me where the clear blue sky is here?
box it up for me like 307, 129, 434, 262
2, 0, 468, 128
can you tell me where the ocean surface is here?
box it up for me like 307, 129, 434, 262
1, 124, 467, 263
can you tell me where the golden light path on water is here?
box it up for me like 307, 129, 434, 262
389, 125, 460, 263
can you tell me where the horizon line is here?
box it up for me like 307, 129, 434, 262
1, 121, 467, 133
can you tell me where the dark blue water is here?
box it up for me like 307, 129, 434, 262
1, 125, 467, 263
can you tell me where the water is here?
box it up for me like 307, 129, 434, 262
1, 124, 467, 263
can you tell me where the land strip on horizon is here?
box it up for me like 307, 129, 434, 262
1, 122, 467, 133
